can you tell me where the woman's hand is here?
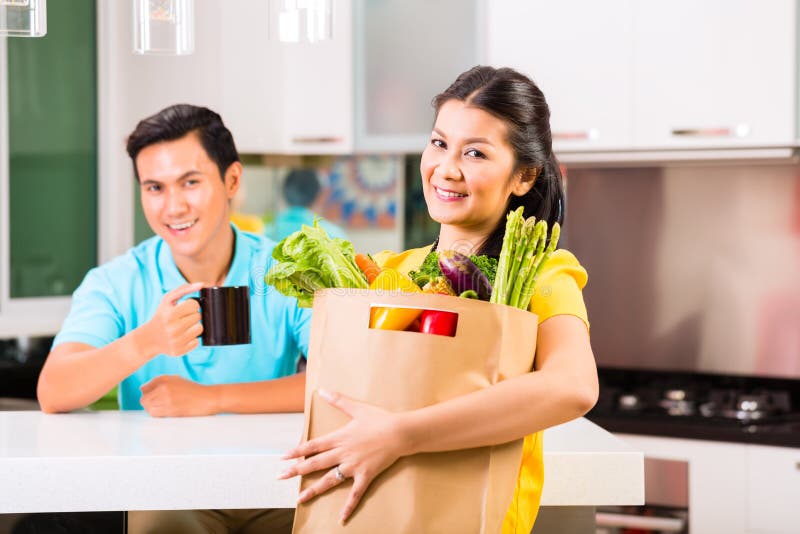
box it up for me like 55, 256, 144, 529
279, 389, 412, 524
140, 375, 220, 417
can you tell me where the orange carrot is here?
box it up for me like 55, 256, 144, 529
355, 253, 381, 284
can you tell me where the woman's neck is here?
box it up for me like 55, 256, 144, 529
435, 226, 488, 256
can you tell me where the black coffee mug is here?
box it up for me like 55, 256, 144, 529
192, 286, 251, 346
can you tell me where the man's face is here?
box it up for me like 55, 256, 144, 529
136, 132, 240, 262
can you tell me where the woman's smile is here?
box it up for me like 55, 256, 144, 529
433, 186, 468, 201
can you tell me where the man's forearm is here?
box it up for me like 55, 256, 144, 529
37, 330, 153, 413
211, 372, 306, 413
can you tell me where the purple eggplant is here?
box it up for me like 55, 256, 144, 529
438, 251, 493, 301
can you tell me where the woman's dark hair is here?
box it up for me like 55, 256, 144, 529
126, 104, 240, 181
432, 65, 564, 257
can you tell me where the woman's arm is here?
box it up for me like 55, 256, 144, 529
400, 314, 597, 453
281, 314, 597, 523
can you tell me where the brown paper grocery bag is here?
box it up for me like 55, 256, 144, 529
292, 289, 538, 534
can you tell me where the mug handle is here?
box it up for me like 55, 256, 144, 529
189, 296, 204, 341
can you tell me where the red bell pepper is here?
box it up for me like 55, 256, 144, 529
419, 310, 458, 337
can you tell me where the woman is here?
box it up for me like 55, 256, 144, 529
280, 66, 598, 532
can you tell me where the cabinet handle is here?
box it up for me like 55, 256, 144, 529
670, 125, 751, 138
596, 512, 685, 532
291, 136, 344, 144
552, 128, 599, 141
795, 461, 800, 471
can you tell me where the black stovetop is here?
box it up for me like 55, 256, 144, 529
585, 368, 800, 448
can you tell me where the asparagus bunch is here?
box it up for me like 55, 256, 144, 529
490, 207, 561, 310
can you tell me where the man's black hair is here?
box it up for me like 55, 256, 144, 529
126, 104, 239, 181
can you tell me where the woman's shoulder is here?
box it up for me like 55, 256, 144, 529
372, 246, 432, 273
538, 248, 588, 289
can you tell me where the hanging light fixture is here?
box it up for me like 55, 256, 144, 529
0, 0, 47, 37
133, 0, 194, 55
268, 0, 332, 43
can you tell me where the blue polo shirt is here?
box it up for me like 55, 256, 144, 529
53, 225, 311, 410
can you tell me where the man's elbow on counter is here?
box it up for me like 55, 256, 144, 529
37, 392, 58, 414
36, 377, 63, 414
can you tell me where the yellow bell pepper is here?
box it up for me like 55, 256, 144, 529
369, 269, 422, 331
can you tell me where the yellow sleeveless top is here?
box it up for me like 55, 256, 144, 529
373, 246, 589, 533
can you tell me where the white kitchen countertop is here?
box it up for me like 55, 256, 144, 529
0, 412, 643, 513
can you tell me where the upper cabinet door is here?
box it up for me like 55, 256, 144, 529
354, 0, 482, 153
218, 0, 283, 154
279, 0, 354, 154
632, 0, 796, 149
219, 0, 353, 155
487, 0, 636, 153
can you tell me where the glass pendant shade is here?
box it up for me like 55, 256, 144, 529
133, 0, 194, 55
269, 0, 332, 43
0, 0, 47, 37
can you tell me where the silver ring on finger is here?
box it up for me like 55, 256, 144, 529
333, 465, 347, 483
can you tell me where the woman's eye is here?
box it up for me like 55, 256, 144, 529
465, 149, 486, 159
431, 138, 446, 149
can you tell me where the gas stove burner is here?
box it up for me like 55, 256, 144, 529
659, 389, 696, 416
617, 393, 643, 412
699, 390, 792, 423
719, 394, 775, 422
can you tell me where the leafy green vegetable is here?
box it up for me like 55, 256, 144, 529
265, 221, 368, 307
409, 252, 498, 290
470, 255, 498, 288
408, 252, 441, 287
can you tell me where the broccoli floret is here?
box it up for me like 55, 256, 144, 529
408, 252, 442, 287
470, 255, 498, 286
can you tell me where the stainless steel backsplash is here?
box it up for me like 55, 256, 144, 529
564, 163, 800, 379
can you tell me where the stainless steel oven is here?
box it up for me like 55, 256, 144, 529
596, 458, 688, 534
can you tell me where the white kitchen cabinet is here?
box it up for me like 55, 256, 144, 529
632, 0, 796, 150
222, 0, 484, 155
354, 0, 483, 153
105, 0, 351, 156
277, 0, 353, 155
617, 433, 800, 534
217, 0, 482, 155
487, 0, 636, 153
617, 433, 749, 534
217, 0, 283, 154
216, 0, 352, 155
486, 0, 797, 157
747, 445, 800, 533
117, 0, 225, 126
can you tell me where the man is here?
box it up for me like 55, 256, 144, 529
265, 168, 347, 242
37, 104, 306, 533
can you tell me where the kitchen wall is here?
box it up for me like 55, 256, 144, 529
563, 162, 800, 379
232, 155, 404, 254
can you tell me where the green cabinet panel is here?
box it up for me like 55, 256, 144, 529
8, 0, 97, 298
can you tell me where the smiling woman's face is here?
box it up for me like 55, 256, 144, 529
420, 99, 528, 237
